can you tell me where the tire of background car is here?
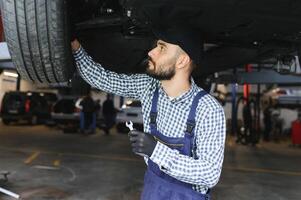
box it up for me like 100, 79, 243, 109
2, 119, 11, 125
1, 0, 74, 83
116, 123, 128, 133
29, 115, 38, 125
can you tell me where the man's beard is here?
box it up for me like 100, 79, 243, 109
146, 59, 176, 81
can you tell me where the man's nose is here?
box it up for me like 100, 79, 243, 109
148, 47, 157, 58
147, 49, 154, 58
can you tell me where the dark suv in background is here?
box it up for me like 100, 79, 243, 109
0, 91, 56, 125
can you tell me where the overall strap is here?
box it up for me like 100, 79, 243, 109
150, 88, 159, 131
182, 90, 208, 156
185, 90, 208, 136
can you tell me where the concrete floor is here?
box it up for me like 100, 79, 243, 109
0, 123, 300, 200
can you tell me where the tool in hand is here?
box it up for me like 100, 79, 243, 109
125, 121, 134, 131
126, 121, 148, 157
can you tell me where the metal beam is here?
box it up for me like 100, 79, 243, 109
213, 69, 301, 85
0, 61, 14, 69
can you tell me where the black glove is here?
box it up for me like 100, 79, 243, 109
129, 130, 157, 157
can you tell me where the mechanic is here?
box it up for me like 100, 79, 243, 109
76, 93, 96, 134
102, 94, 117, 135
71, 26, 226, 200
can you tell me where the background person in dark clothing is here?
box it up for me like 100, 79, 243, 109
79, 93, 96, 134
102, 94, 116, 135
263, 106, 272, 141
94, 99, 101, 118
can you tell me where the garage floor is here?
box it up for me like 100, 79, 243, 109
0, 124, 300, 200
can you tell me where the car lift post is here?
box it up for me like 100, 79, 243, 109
16, 73, 21, 91
244, 64, 257, 144
256, 63, 262, 136
231, 82, 237, 135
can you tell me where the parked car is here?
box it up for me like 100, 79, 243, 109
51, 96, 103, 132
116, 100, 143, 133
43, 92, 58, 106
51, 96, 80, 125
262, 87, 301, 109
0, 91, 51, 125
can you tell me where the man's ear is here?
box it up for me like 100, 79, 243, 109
176, 53, 190, 69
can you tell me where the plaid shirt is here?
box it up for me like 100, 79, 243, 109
73, 47, 226, 194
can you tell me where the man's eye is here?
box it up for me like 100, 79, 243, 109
159, 46, 164, 51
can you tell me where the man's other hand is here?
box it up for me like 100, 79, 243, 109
71, 39, 81, 52
129, 130, 157, 157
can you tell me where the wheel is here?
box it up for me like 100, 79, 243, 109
2, 0, 74, 83
116, 123, 128, 133
2, 119, 11, 125
30, 115, 38, 125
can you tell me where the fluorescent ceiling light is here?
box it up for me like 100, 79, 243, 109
3, 71, 18, 78
0, 42, 11, 60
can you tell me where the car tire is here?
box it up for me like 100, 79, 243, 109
116, 123, 128, 133
2, 0, 74, 83
63, 127, 77, 134
30, 115, 38, 125
2, 119, 11, 125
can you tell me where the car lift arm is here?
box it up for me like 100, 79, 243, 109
0, 171, 20, 199
213, 69, 301, 85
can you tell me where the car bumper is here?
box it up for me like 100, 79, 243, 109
116, 115, 143, 124
276, 97, 301, 108
51, 113, 79, 124
0, 114, 32, 121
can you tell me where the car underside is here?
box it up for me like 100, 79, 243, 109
1, 0, 301, 86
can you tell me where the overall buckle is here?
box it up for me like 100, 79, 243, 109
150, 112, 157, 124
186, 121, 195, 134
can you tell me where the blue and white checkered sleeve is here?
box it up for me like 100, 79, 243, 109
150, 106, 226, 188
73, 47, 153, 100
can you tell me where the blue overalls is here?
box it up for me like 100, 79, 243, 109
80, 112, 96, 132
141, 88, 210, 200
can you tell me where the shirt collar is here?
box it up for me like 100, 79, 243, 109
158, 78, 198, 103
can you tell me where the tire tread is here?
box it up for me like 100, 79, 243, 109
2, 0, 72, 83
